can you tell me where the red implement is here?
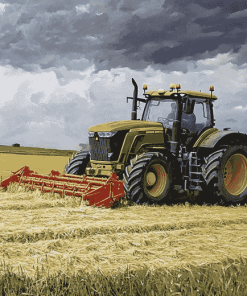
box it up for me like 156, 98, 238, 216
0, 166, 125, 208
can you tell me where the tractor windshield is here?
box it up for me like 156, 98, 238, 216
142, 98, 177, 128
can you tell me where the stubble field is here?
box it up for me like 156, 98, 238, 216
0, 149, 247, 294
0, 148, 73, 180
1, 187, 247, 280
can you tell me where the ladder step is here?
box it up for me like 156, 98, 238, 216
190, 186, 203, 191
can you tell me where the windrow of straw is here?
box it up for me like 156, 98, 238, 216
1, 256, 247, 295
0, 185, 247, 280
0, 256, 247, 295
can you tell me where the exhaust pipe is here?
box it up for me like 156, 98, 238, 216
131, 78, 138, 120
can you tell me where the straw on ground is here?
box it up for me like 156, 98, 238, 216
0, 184, 246, 280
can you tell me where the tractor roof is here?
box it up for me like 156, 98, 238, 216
145, 90, 217, 100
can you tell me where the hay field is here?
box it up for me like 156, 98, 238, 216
0, 153, 71, 180
0, 184, 247, 280
0, 151, 247, 284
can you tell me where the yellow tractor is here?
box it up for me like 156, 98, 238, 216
65, 79, 247, 206
2, 79, 247, 207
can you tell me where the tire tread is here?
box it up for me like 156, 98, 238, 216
65, 150, 90, 175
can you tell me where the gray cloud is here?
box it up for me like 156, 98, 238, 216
225, 118, 238, 122
228, 8, 247, 18
0, 0, 246, 72
0, 0, 246, 148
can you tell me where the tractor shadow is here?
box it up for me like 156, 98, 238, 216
170, 186, 247, 207
111, 186, 247, 209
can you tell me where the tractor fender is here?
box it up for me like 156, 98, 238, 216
194, 128, 247, 148
193, 128, 218, 148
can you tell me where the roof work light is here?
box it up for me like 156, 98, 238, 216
143, 84, 148, 94
176, 84, 181, 93
210, 85, 214, 98
169, 83, 175, 91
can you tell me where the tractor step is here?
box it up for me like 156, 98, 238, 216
0, 166, 125, 208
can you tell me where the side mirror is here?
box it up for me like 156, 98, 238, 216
183, 98, 195, 114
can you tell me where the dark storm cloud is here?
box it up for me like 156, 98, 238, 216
0, 0, 246, 149
0, 0, 246, 72
112, 0, 247, 69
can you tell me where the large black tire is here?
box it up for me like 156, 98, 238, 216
202, 145, 247, 205
123, 152, 173, 205
65, 150, 90, 175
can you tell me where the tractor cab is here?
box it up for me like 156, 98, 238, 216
140, 83, 217, 152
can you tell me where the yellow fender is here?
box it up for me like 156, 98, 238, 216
193, 128, 219, 148
193, 128, 246, 148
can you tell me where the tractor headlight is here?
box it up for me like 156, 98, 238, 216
98, 131, 117, 138
88, 132, 95, 137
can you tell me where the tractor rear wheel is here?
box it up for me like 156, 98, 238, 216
123, 152, 173, 205
202, 145, 247, 205
65, 151, 90, 175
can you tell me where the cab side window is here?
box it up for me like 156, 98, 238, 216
193, 102, 209, 133
194, 103, 205, 124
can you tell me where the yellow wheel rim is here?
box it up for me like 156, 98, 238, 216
146, 172, 156, 186
145, 164, 167, 198
224, 154, 247, 196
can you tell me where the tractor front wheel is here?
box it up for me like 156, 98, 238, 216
65, 151, 90, 175
123, 152, 173, 205
202, 145, 247, 205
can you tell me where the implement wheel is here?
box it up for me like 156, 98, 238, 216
65, 151, 90, 175
123, 152, 173, 205
202, 145, 247, 205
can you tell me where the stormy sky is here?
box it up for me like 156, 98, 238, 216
0, 0, 246, 149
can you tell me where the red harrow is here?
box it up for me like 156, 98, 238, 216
0, 166, 125, 208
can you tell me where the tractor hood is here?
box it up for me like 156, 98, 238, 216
88, 120, 163, 132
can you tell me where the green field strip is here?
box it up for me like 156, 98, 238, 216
0, 145, 77, 156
